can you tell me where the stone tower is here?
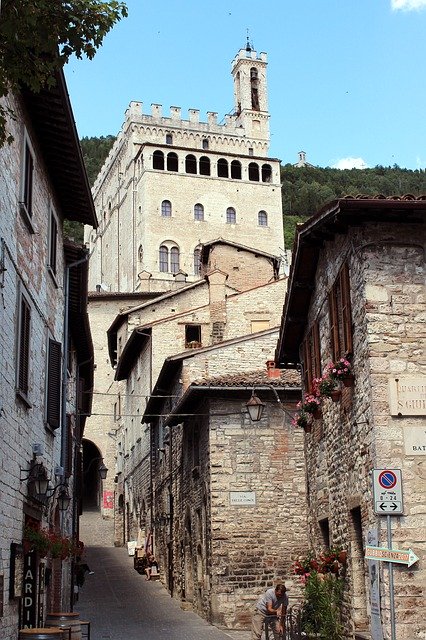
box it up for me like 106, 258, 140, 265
85, 46, 284, 294
232, 42, 269, 145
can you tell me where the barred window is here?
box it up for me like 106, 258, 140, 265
258, 210, 267, 226
226, 207, 236, 224
161, 200, 171, 217
194, 204, 204, 221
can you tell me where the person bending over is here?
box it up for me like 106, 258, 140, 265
251, 584, 288, 640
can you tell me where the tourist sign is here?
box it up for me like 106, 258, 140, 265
372, 469, 403, 515
365, 546, 419, 567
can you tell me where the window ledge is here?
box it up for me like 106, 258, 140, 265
16, 389, 32, 409
19, 203, 35, 234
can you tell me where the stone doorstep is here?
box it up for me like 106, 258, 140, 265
354, 633, 371, 640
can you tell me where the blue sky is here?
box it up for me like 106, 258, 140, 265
65, 0, 426, 170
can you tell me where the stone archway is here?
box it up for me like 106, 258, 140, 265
82, 440, 103, 511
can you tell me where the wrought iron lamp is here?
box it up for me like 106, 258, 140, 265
21, 460, 50, 502
246, 392, 266, 422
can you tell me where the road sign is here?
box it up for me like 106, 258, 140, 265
365, 545, 419, 568
372, 469, 403, 515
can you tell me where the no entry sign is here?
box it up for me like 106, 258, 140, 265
372, 469, 403, 515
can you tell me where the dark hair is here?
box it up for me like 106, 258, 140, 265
275, 584, 286, 592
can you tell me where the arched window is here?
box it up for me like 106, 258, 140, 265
170, 247, 180, 274
166, 133, 173, 145
167, 152, 178, 172
262, 164, 272, 183
194, 204, 204, 221
138, 244, 144, 262
217, 158, 229, 178
230, 160, 241, 180
248, 162, 260, 181
159, 246, 168, 272
226, 207, 236, 224
153, 150, 164, 170
194, 247, 201, 275
258, 210, 268, 226
161, 200, 171, 217
202, 138, 209, 150
250, 66, 260, 110
185, 154, 197, 174
199, 156, 211, 176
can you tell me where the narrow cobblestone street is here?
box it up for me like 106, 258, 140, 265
77, 511, 251, 640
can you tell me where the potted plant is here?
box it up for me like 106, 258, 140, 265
299, 393, 322, 419
292, 410, 312, 432
23, 525, 50, 557
312, 376, 341, 402
293, 549, 346, 640
329, 358, 354, 387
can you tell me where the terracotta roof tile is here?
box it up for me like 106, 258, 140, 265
192, 369, 300, 388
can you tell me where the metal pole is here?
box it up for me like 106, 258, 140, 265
387, 515, 396, 640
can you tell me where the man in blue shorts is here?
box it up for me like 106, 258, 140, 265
251, 584, 288, 640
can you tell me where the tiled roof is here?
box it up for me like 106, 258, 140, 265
192, 369, 300, 388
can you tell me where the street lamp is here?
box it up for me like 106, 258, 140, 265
99, 462, 108, 480
246, 392, 266, 422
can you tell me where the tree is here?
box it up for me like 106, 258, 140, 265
0, 0, 128, 146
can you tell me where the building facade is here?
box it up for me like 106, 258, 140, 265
0, 74, 96, 636
84, 45, 284, 293
276, 195, 426, 639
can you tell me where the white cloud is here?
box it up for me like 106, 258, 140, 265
332, 157, 369, 170
391, 0, 426, 11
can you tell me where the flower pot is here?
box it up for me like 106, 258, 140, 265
342, 375, 354, 387
330, 389, 341, 403
338, 550, 347, 564
312, 407, 322, 420
303, 423, 312, 433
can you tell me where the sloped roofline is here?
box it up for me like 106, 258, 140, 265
275, 195, 426, 368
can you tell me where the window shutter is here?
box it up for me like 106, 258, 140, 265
328, 289, 340, 361
302, 337, 312, 392
340, 263, 353, 355
18, 298, 31, 395
312, 321, 321, 380
47, 339, 61, 428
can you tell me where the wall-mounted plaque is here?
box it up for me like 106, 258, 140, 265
389, 377, 426, 416
229, 491, 256, 506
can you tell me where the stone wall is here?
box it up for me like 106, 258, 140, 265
301, 223, 425, 639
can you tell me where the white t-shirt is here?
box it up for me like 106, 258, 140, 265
256, 588, 288, 615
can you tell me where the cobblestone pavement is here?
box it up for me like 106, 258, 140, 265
77, 510, 251, 640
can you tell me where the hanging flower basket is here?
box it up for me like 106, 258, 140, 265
298, 394, 321, 415
292, 410, 311, 430
342, 374, 355, 388
312, 375, 338, 399
312, 406, 322, 420
328, 358, 354, 384
23, 526, 80, 559
330, 388, 341, 403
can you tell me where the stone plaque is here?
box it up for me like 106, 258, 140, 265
229, 491, 256, 506
403, 426, 426, 455
389, 377, 426, 416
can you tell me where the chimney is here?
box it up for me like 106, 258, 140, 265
266, 360, 281, 379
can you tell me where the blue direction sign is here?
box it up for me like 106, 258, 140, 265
372, 469, 403, 515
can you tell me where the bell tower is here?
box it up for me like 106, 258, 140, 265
231, 39, 270, 147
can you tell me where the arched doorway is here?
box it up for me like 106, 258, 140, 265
82, 440, 103, 511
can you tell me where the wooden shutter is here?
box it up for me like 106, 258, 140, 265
312, 321, 321, 380
46, 339, 61, 428
18, 297, 31, 395
302, 336, 312, 392
340, 263, 353, 355
328, 288, 340, 362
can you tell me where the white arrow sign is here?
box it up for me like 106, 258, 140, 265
365, 545, 419, 567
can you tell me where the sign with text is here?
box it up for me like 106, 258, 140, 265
229, 491, 256, 506
103, 490, 114, 509
372, 469, 403, 515
21, 550, 37, 628
403, 426, 426, 456
389, 377, 426, 416
365, 546, 419, 567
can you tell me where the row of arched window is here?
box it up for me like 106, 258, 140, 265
152, 150, 272, 182
160, 200, 268, 226
156, 245, 202, 275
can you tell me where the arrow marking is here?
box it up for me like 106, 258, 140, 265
365, 546, 419, 567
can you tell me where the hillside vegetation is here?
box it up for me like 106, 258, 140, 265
72, 135, 426, 249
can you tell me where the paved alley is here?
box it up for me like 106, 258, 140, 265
76, 511, 251, 640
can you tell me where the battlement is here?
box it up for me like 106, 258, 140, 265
231, 48, 267, 66
125, 101, 237, 133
